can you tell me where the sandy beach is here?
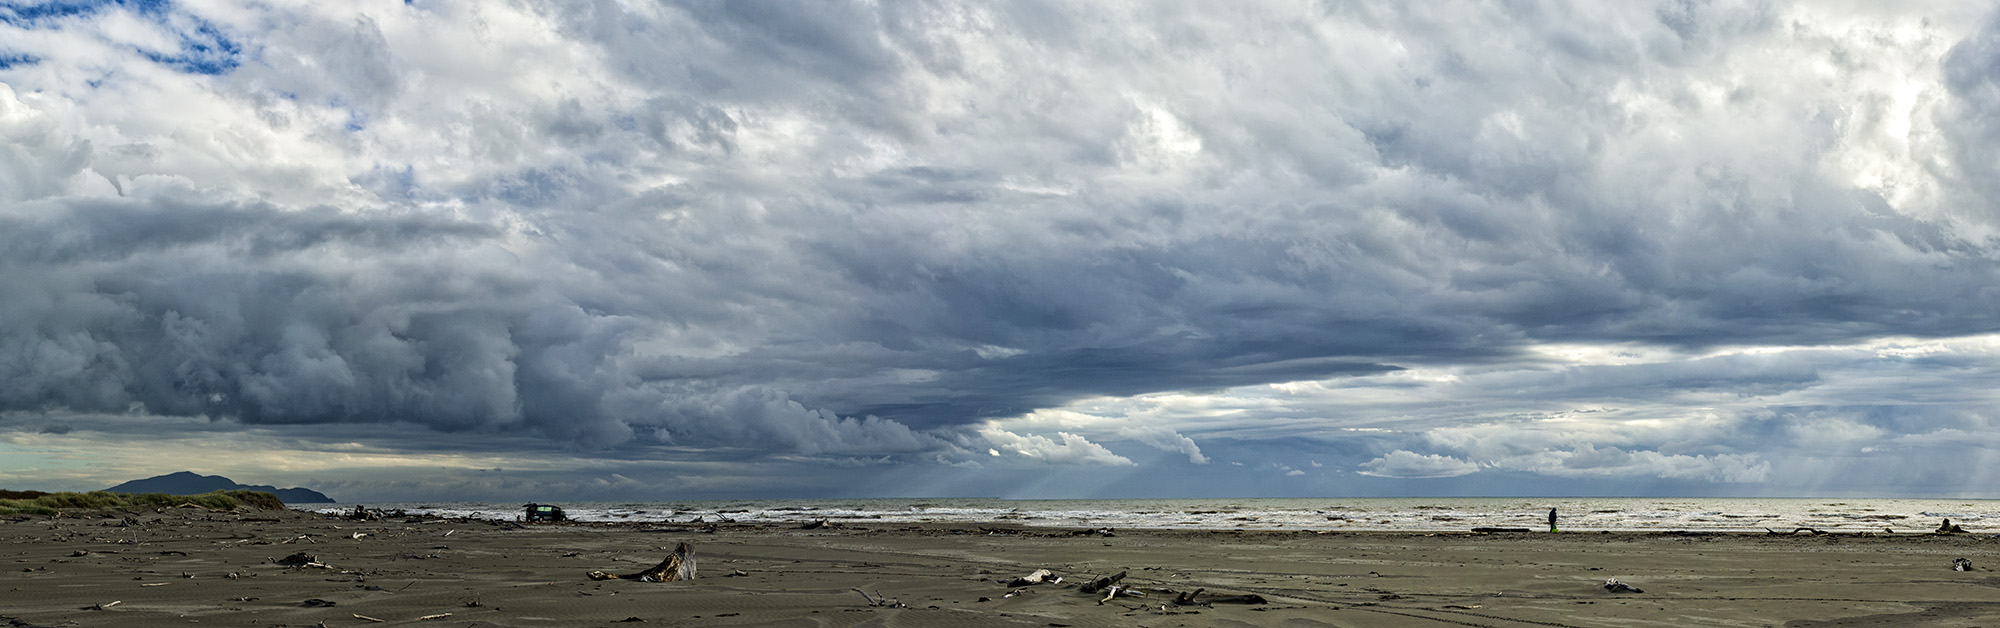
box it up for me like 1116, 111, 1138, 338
6, 507, 2000, 627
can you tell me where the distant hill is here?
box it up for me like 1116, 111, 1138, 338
105, 471, 335, 504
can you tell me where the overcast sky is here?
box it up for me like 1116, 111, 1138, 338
4, 0, 2000, 502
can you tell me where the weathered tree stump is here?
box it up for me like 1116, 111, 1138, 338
588, 541, 697, 582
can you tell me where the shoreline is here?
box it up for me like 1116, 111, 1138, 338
302, 496, 1998, 536
329, 508, 1973, 538
6, 507, 2000, 627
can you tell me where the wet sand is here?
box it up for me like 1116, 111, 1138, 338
5, 507, 2000, 627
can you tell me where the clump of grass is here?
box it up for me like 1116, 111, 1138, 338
221, 490, 287, 510
30, 490, 129, 510
0, 489, 287, 516
0, 501, 59, 516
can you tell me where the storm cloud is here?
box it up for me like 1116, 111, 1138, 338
3, 0, 1999, 499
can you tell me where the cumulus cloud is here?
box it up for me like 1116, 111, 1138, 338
978, 428, 1133, 467
1358, 451, 1481, 479
1485, 446, 1771, 484
1118, 425, 1209, 464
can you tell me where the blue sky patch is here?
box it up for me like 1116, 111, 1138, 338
0, 0, 168, 26
0, 0, 240, 75
141, 21, 240, 75
0, 52, 38, 69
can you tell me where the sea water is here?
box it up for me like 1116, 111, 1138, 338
314, 497, 2000, 533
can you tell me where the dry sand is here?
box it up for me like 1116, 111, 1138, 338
6, 508, 2000, 627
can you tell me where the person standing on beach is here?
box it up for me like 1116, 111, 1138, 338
1548, 506, 1558, 532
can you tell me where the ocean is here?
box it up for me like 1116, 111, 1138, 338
313, 497, 2000, 533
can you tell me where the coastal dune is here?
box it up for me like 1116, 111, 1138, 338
5, 508, 1999, 627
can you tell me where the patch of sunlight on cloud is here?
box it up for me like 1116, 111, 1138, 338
973, 344, 1025, 359
1691, 334, 2000, 361
1866, 334, 2000, 358
997, 391, 1262, 433
1527, 342, 1680, 366
1894, 428, 2000, 446
1523, 334, 2000, 370
1001, 407, 1122, 430
1270, 367, 1460, 393
975, 427, 1132, 467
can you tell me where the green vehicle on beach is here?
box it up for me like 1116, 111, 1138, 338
524, 503, 566, 522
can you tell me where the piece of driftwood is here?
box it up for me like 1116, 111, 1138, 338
1096, 585, 1146, 604
1766, 527, 1824, 536
1007, 568, 1058, 586
1080, 571, 1126, 594
587, 541, 697, 582
853, 588, 905, 608
275, 552, 329, 568
1470, 527, 1533, 533
1171, 588, 1267, 605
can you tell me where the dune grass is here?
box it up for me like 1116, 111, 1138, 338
0, 490, 286, 516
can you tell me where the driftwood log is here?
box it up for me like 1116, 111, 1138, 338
1095, 584, 1146, 604
853, 588, 905, 608
1171, 588, 1268, 605
275, 552, 329, 569
1079, 571, 1126, 594
588, 541, 697, 582
1083, 571, 1149, 604
1766, 527, 1825, 536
